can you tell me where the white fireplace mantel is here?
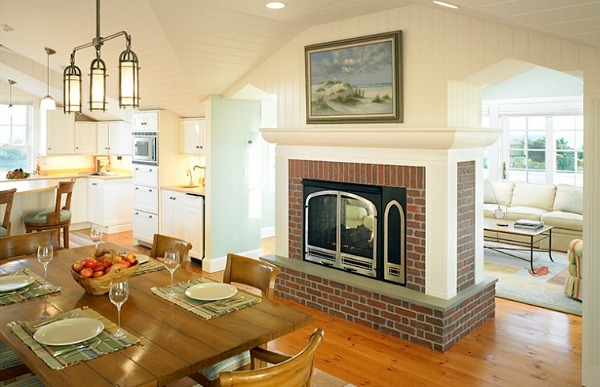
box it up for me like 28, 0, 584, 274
260, 127, 501, 150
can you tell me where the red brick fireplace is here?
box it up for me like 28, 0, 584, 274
260, 127, 499, 351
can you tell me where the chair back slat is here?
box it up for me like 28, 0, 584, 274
149, 234, 192, 269
0, 188, 17, 235
0, 230, 60, 260
223, 253, 281, 300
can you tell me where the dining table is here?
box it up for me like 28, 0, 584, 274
0, 243, 314, 386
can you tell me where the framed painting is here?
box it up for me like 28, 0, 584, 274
305, 31, 403, 124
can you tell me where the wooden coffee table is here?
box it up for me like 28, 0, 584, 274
483, 218, 554, 274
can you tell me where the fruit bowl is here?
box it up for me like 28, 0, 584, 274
6, 168, 30, 179
71, 248, 139, 296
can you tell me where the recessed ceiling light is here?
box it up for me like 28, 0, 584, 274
266, 2, 286, 9
433, 1, 458, 9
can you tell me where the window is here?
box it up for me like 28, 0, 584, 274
483, 97, 583, 186
0, 104, 33, 175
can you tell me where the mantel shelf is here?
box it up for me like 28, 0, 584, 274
260, 127, 501, 150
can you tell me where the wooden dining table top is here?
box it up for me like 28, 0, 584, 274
0, 243, 314, 386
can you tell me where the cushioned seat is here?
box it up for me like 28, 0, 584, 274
23, 180, 74, 248
564, 239, 583, 301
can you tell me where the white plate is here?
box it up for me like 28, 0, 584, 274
0, 275, 35, 292
33, 318, 104, 346
185, 283, 238, 301
136, 254, 149, 264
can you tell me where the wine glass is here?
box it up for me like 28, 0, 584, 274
109, 279, 129, 339
163, 250, 180, 298
37, 244, 53, 289
90, 227, 103, 248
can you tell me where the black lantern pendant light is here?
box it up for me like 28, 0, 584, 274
63, 0, 139, 113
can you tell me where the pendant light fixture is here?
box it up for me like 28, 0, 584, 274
63, 0, 139, 113
8, 79, 16, 108
40, 47, 56, 111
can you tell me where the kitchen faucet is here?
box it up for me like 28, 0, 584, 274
193, 165, 205, 186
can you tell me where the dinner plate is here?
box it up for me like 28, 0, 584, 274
136, 254, 149, 264
0, 275, 35, 292
33, 318, 104, 346
185, 283, 238, 301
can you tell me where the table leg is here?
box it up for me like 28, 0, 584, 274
548, 229, 554, 262
530, 235, 535, 274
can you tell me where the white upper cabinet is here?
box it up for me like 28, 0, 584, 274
97, 122, 132, 155
45, 110, 75, 155
179, 118, 205, 154
132, 112, 158, 132
74, 122, 97, 154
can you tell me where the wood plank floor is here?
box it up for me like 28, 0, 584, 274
100, 230, 582, 386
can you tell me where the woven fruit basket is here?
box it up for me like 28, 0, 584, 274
71, 248, 139, 296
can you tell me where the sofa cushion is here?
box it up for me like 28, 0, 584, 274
541, 211, 583, 231
505, 206, 547, 221
553, 184, 583, 215
511, 183, 556, 212
484, 180, 514, 205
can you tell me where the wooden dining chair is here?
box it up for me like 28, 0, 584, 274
218, 328, 324, 387
23, 180, 74, 248
190, 253, 281, 387
0, 188, 17, 237
149, 233, 192, 269
0, 229, 60, 260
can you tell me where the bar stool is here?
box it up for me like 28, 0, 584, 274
24, 180, 74, 248
0, 188, 17, 237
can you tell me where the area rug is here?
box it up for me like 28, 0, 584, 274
164, 368, 354, 387
484, 245, 582, 316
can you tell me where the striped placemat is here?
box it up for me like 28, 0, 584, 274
151, 278, 261, 320
0, 269, 60, 306
8, 307, 138, 370
134, 258, 165, 276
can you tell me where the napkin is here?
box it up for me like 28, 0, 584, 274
8, 307, 138, 370
133, 258, 165, 276
0, 269, 60, 306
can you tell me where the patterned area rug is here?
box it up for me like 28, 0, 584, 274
484, 244, 582, 316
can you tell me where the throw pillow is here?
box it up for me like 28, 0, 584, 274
561, 187, 583, 215
483, 179, 496, 204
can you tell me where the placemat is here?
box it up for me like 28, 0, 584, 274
8, 307, 138, 370
134, 258, 165, 276
0, 269, 61, 306
151, 278, 261, 320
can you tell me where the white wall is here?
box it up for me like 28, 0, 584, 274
229, 4, 600, 383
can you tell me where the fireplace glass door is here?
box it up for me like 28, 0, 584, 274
305, 190, 377, 277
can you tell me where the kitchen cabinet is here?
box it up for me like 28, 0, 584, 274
88, 177, 133, 233
98, 122, 132, 155
45, 110, 74, 155
133, 210, 158, 245
134, 185, 159, 214
70, 178, 89, 225
179, 118, 205, 154
160, 189, 204, 260
74, 122, 97, 154
132, 112, 158, 132
133, 165, 158, 187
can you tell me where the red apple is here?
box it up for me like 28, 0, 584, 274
119, 260, 132, 269
83, 257, 97, 269
80, 267, 94, 278
93, 262, 105, 272
72, 260, 85, 273
92, 270, 104, 278
102, 258, 113, 268
124, 252, 137, 264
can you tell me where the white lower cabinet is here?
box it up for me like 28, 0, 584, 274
160, 189, 204, 261
133, 210, 158, 245
88, 178, 133, 233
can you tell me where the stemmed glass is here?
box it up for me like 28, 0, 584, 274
163, 250, 180, 298
109, 279, 129, 339
37, 244, 53, 289
90, 227, 103, 248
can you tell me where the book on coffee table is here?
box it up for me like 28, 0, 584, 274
514, 219, 544, 229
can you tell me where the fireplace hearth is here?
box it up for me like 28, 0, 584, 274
303, 179, 407, 285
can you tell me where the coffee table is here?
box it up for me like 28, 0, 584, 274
483, 218, 554, 274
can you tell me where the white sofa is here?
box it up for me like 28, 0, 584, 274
483, 180, 583, 252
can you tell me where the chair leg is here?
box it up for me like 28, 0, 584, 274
63, 227, 69, 249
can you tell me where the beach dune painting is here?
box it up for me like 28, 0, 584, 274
305, 31, 402, 123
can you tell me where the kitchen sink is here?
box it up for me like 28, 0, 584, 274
177, 185, 200, 188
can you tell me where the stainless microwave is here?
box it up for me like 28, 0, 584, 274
132, 132, 157, 165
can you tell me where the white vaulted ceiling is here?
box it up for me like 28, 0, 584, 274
1, 0, 599, 120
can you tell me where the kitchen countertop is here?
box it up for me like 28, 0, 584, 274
0, 171, 132, 193
161, 185, 205, 196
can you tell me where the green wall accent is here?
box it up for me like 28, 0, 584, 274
208, 95, 262, 258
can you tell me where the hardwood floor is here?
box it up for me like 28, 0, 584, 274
102, 231, 582, 386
